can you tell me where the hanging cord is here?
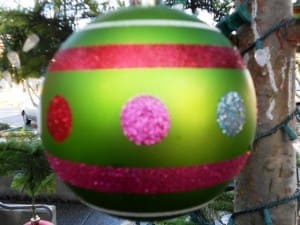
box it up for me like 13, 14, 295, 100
253, 108, 298, 145
241, 18, 296, 56
227, 190, 300, 225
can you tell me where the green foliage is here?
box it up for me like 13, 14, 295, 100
11, 172, 55, 197
164, 0, 234, 21
0, 129, 37, 139
153, 191, 234, 225
189, 191, 233, 224
0, 0, 101, 81
0, 0, 234, 81
83, 0, 101, 16
210, 0, 234, 21
297, 151, 300, 167
40, 0, 100, 24
0, 123, 10, 131
208, 190, 234, 213
154, 216, 195, 225
0, 6, 73, 81
0, 131, 55, 198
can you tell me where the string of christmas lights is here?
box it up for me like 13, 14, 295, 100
226, 190, 300, 225
240, 18, 297, 56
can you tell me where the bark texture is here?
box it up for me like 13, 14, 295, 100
234, 0, 298, 225
284, 19, 300, 45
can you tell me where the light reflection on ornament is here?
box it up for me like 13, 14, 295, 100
217, 92, 246, 136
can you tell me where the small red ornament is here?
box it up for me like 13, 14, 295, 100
23, 215, 54, 225
23, 220, 54, 225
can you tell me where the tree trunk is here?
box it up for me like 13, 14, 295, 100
234, 0, 298, 225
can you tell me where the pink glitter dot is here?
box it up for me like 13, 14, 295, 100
120, 95, 170, 146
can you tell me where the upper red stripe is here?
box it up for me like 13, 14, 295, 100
46, 152, 250, 194
48, 44, 245, 71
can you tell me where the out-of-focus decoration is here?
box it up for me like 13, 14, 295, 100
216, 3, 252, 37
1, 34, 21, 69
254, 48, 270, 67
7, 51, 21, 68
0, 34, 21, 68
294, 0, 300, 18
23, 33, 40, 52
41, 6, 256, 220
254, 41, 269, 67
2, 70, 12, 87
23, 216, 54, 225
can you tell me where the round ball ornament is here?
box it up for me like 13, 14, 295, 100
23, 216, 54, 225
294, 1, 300, 18
41, 6, 256, 220
24, 220, 54, 225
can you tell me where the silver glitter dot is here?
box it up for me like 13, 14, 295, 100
217, 92, 246, 136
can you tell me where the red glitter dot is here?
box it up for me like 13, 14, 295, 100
47, 95, 72, 142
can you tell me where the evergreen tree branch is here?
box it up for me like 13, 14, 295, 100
0, 133, 55, 198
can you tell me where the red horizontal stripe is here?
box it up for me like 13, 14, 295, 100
48, 44, 245, 71
46, 152, 250, 194
294, 8, 300, 13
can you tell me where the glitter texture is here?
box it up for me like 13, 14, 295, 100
47, 95, 72, 142
46, 152, 250, 194
217, 92, 246, 136
120, 95, 170, 146
48, 44, 245, 71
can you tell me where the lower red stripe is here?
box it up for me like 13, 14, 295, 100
46, 152, 250, 194
48, 44, 245, 71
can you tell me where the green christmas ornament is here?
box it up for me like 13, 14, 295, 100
294, 1, 300, 18
41, 6, 257, 220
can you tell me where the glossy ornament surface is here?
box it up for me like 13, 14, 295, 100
294, 2, 300, 18
41, 6, 256, 220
